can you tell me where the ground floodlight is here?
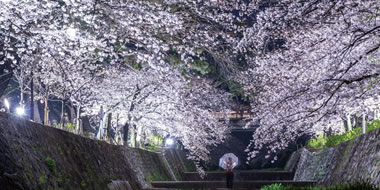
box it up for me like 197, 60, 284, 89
16, 107, 24, 115
165, 138, 174, 146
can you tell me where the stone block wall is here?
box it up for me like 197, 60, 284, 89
284, 148, 303, 172
0, 112, 199, 190
294, 128, 380, 185
163, 148, 196, 180
130, 148, 173, 183
0, 112, 147, 189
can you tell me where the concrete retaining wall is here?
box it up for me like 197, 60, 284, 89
294, 128, 380, 185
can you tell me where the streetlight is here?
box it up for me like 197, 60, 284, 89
165, 138, 175, 146
16, 107, 25, 116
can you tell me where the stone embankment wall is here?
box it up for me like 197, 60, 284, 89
163, 148, 196, 180
294, 128, 380, 185
0, 112, 191, 190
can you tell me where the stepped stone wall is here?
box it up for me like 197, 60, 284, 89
284, 149, 303, 172
294, 128, 380, 185
131, 148, 173, 183
163, 148, 196, 180
0, 112, 190, 190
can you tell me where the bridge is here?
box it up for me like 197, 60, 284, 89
212, 110, 258, 132
212, 110, 255, 121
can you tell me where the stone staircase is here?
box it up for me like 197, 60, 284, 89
149, 170, 316, 190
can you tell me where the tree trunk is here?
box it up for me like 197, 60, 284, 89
0, 61, 13, 98
362, 112, 366, 134
131, 125, 137, 147
20, 89, 24, 108
30, 72, 34, 121
96, 106, 104, 139
116, 113, 119, 127
76, 104, 81, 134
44, 96, 49, 126
136, 125, 142, 148
374, 110, 378, 121
70, 101, 75, 124
60, 100, 65, 129
81, 116, 91, 134
346, 114, 352, 131
106, 113, 112, 142
97, 111, 109, 140
115, 113, 121, 144
352, 116, 358, 128
123, 123, 129, 146
79, 120, 83, 136
33, 101, 41, 123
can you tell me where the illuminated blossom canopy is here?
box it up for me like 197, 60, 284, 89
240, 0, 380, 160
1, 0, 379, 166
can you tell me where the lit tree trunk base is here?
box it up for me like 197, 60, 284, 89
60, 100, 65, 129
30, 73, 34, 121
105, 113, 112, 143
346, 114, 352, 131
33, 102, 41, 123
75, 105, 82, 135
44, 97, 49, 126
362, 113, 366, 134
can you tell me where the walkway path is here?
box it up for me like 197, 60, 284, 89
149, 170, 316, 189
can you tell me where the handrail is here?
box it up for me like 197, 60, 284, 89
212, 110, 254, 120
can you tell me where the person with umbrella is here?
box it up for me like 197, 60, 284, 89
219, 153, 238, 189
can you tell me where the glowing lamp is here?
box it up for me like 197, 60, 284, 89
165, 138, 174, 146
16, 107, 24, 115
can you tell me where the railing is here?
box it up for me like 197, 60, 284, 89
212, 110, 254, 121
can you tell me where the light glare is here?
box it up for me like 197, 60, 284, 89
16, 107, 24, 115
165, 138, 174, 146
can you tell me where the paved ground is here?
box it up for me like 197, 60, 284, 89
150, 170, 316, 189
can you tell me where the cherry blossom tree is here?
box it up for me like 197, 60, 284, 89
81, 64, 231, 168
0, 0, 235, 170
239, 0, 380, 160
7, 0, 380, 168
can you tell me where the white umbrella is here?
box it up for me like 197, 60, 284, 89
219, 153, 239, 170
